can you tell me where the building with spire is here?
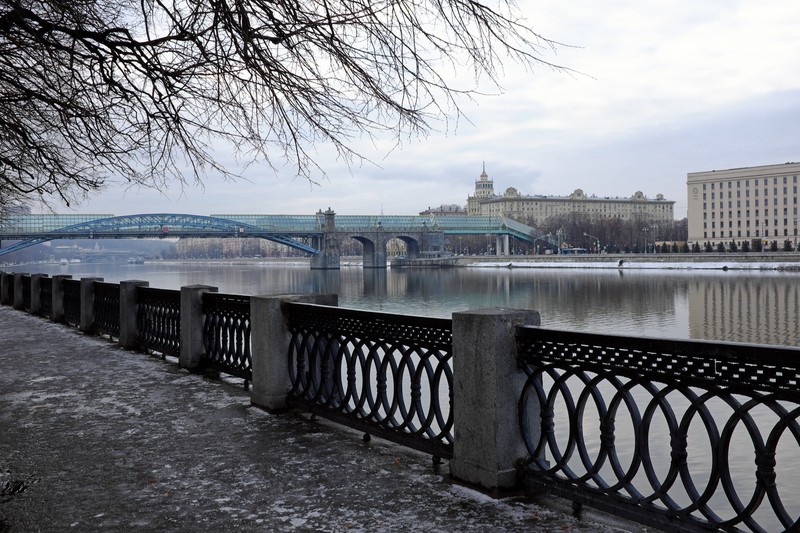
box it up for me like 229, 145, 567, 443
465, 166, 675, 225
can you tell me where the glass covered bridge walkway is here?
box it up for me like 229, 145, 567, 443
0, 211, 540, 269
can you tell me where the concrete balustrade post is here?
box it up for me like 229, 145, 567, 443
450, 307, 540, 491
250, 293, 338, 411
13, 273, 25, 310
180, 285, 218, 371
51, 275, 72, 322
79, 277, 104, 333
30, 274, 47, 315
0, 272, 12, 305
119, 280, 149, 349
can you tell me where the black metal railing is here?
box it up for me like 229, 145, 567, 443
515, 326, 800, 533
284, 302, 454, 459
93, 281, 120, 338
202, 292, 251, 381
136, 286, 181, 357
20, 274, 31, 311
39, 276, 52, 317
62, 279, 81, 326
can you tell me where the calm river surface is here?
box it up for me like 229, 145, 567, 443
5, 260, 800, 346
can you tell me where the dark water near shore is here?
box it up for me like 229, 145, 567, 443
4, 261, 800, 346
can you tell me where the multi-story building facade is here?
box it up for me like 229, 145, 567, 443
466, 167, 675, 226
687, 162, 800, 247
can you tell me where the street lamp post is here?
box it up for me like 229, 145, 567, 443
641, 227, 650, 254
794, 218, 798, 252
583, 232, 600, 253
652, 224, 659, 254
533, 233, 552, 255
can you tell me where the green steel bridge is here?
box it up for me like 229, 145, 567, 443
0, 212, 541, 268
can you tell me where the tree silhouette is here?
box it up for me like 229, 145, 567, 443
0, 0, 565, 209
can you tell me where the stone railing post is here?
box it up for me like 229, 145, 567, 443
450, 307, 540, 491
119, 280, 149, 349
51, 275, 72, 322
0, 272, 13, 305
13, 273, 25, 310
250, 293, 338, 411
30, 274, 48, 315
179, 285, 218, 371
79, 277, 104, 333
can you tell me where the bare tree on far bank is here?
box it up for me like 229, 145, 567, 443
0, 0, 567, 210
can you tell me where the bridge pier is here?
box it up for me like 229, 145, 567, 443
362, 228, 388, 269
310, 208, 340, 270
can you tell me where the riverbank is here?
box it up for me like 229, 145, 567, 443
177, 252, 800, 271
6, 253, 800, 272
457, 253, 800, 271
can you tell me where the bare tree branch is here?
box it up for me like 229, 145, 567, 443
0, 0, 568, 208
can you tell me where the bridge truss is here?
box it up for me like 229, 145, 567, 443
0, 213, 542, 258
0, 214, 321, 257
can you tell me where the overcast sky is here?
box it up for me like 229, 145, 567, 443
49, 0, 800, 220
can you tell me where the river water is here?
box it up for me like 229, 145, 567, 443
6, 260, 800, 346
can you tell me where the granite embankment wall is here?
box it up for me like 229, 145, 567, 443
455, 252, 800, 269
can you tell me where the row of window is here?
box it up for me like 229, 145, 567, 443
702, 175, 798, 191
705, 219, 798, 229
706, 207, 799, 217
703, 198, 798, 210
704, 186, 799, 200
704, 228, 797, 238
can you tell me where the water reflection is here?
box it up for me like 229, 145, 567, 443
688, 274, 800, 345
4, 262, 800, 346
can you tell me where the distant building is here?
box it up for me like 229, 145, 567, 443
419, 204, 467, 216
465, 166, 674, 225
687, 162, 800, 246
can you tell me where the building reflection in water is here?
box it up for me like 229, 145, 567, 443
688, 274, 800, 346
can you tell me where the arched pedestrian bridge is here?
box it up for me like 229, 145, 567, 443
0, 210, 541, 269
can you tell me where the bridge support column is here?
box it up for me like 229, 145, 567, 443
450, 307, 540, 491
250, 293, 338, 411
310, 208, 340, 270
495, 235, 509, 256
363, 225, 388, 269
79, 277, 104, 333
364, 246, 387, 268
51, 275, 72, 322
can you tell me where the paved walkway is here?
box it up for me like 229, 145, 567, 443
0, 307, 644, 532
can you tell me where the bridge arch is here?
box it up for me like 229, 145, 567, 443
340, 232, 428, 269
0, 214, 319, 257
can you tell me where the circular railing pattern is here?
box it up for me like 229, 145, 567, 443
516, 327, 800, 532
285, 303, 453, 458
136, 287, 181, 357
202, 292, 251, 380
93, 281, 121, 337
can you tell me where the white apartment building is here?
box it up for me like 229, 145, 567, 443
466, 167, 674, 225
687, 162, 800, 246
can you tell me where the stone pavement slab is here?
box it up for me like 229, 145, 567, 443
0, 307, 644, 532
